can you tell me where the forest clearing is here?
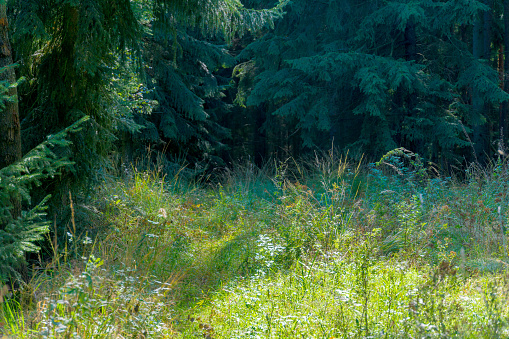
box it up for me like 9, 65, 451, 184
3, 0, 509, 337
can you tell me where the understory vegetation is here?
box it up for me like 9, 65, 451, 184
2, 152, 509, 338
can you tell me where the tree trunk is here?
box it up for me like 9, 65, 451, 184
253, 106, 267, 167
483, 0, 494, 156
0, 2, 20, 170
472, 13, 487, 164
502, 0, 509, 150
483, 2, 492, 60
404, 20, 421, 152
404, 20, 417, 63
0, 1, 21, 220
60, 4, 79, 115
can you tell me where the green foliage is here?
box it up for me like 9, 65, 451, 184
458, 59, 509, 124
153, 0, 288, 44
138, 28, 234, 165
236, 0, 504, 164
0, 117, 88, 281
0, 63, 22, 110
12, 0, 141, 197
147, 0, 285, 162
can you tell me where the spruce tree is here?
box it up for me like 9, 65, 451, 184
0, 117, 88, 281
122, 0, 287, 168
236, 0, 509, 166
11, 0, 284, 197
12, 0, 140, 182
141, 29, 235, 166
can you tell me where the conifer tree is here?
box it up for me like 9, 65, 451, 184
123, 0, 286, 167
236, 0, 509, 165
0, 117, 87, 281
12, 0, 285, 192
141, 29, 235, 166
12, 0, 141, 199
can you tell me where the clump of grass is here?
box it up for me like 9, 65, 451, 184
35, 255, 177, 338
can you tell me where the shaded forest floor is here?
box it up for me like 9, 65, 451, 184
2, 154, 509, 338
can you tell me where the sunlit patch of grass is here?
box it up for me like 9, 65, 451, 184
1, 297, 32, 338
193, 250, 509, 338
198, 258, 423, 338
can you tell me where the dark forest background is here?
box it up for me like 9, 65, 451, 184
11, 0, 509, 174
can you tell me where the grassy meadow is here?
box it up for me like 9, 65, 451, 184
2, 151, 509, 338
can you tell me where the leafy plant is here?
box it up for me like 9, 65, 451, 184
0, 117, 88, 281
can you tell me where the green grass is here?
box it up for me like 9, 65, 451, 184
2, 154, 509, 338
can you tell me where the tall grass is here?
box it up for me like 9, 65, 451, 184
1, 153, 509, 338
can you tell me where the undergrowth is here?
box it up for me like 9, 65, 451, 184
1, 151, 509, 338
